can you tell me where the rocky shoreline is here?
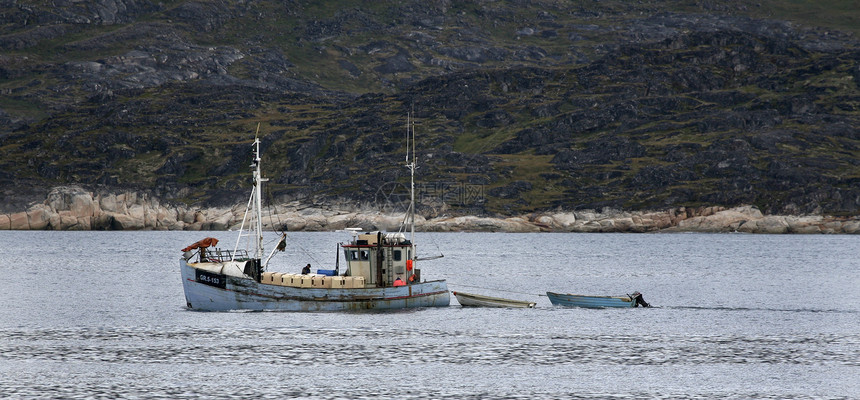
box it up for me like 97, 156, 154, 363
1, 186, 858, 234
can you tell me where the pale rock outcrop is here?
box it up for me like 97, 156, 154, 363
575, 220, 604, 233
597, 219, 618, 231
550, 212, 577, 229
51, 211, 88, 230
634, 211, 675, 230
674, 206, 763, 232
180, 209, 196, 224
373, 214, 405, 231
669, 207, 689, 225
127, 204, 146, 224
100, 194, 119, 213
9, 211, 29, 230
841, 220, 860, 234
1, 185, 858, 233
504, 217, 541, 232
280, 214, 309, 231
428, 215, 540, 232
206, 210, 234, 231
533, 214, 557, 229
302, 214, 329, 231
792, 224, 822, 234
114, 193, 132, 214
46, 187, 94, 216
573, 210, 600, 223
785, 216, 824, 233
76, 216, 93, 230
92, 213, 113, 230
737, 216, 789, 234
144, 207, 157, 229
155, 206, 176, 230
27, 205, 51, 230
111, 213, 145, 230
193, 210, 207, 224
608, 217, 637, 232
326, 213, 356, 231
820, 221, 844, 234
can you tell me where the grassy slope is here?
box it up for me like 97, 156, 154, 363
0, 0, 858, 214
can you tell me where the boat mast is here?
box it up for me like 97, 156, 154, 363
252, 135, 265, 260
408, 113, 416, 260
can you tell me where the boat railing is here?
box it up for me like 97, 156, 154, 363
203, 248, 250, 262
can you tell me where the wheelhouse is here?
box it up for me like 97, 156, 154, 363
342, 231, 419, 287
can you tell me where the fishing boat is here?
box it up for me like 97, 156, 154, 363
179, 122, 450, 311
546, 291, 650, 308
452, 291, 536, 308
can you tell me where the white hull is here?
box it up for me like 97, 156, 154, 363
181, 260, 450, 311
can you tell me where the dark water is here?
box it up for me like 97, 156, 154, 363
1, 231, 857, 399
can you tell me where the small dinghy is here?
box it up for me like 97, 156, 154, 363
546, 291, 650, 308
453, 291, 536, 308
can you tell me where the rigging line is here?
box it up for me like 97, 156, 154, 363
402, 112, 443, 258
396, 200, 413, 235
259, 176, 323, 267
232, 181, 256, 259
282, 232, 325, 267
264, 182, 287, 235
424, 231, 445, 258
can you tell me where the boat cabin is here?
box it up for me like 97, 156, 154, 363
342, 231, 419, 287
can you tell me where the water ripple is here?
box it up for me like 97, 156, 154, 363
2, 327, 857, 368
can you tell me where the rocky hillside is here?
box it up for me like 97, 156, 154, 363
1, 0, 859, 219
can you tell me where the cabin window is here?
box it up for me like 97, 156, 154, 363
360, 250, 369, 261
350, 250, 359, 261
393, 250, 402, 261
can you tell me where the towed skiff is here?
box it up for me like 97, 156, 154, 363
453, 291, 536, 308
546, 291, 650, 308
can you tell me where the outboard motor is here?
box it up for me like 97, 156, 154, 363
632, 292, 650, 308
